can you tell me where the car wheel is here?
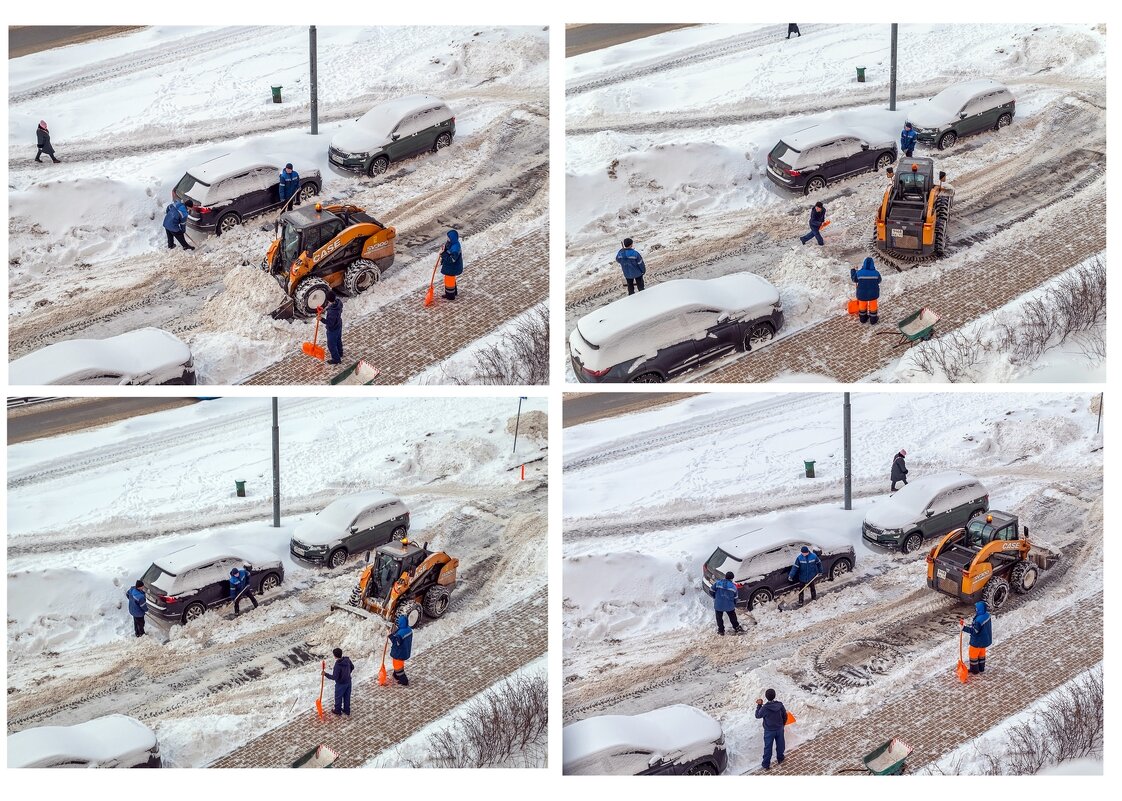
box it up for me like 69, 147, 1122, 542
342, 259, 380, 296
630, 372, 664, 383
398, 599, 423, 628
433, 132, 452, 151
875, 152, 894, 171
995, 112, 1012, 130
391, 526, 407, 542
804, 175, 827, 194
368, 156, 390, 176
328, 548, 348, 569
422, 586, 451, 618
293, 278, 331, 317
686, 762, 718, 776
982, 576, 1011, 610
298, 183, 318, 203
829, 557, 852, 581
216, 212, 241, 236
744, 322, 776, 351
901, 532, 923, 554
970, 508, 986, 519
749, 588, 772, 609
937, 131, 957, 150
182, 601, 207, 624
258, 572, 281, 593
1010, 561, 1039, 594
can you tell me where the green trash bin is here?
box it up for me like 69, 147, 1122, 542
271, 85, 282, 103
235, 480, 247, 497
803, 460, 816, 479
856, 67, 866, 83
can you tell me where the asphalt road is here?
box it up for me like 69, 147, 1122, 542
8, 26, 143, 58
563, 391, 696, 427
7, 397, 199, 444
566, 23, 698, 57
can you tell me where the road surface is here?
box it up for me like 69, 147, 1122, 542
563, 391, 695, 427
566, 23, 697, 57
9, 26, 143, 58
7, 397, 199, 444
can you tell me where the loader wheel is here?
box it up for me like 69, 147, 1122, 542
1010, 561, 1039, 594
748, 588, 772, 610
744, 322, 775, 351
391, 526, 407, 541
434, 132, 452, 151
875, 152, 894, 171
368, 156, 390, 176
343, 260, 380, 296
804, 175, 827, 194
297, 183, 318, 203
293, 278, 331, 317
901, 532, 923, 554
982, 576, 1011, 610
995, 112, 1012, 130
830, 558, 852, 581
937, 131, 957, 150
933, 195, 950, 257
398, 600, 423, 628
216, 212, 241, 236
328, 548, 348, 569
422, 586, 451, 618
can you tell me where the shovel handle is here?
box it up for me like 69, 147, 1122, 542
429, 253, 441, 289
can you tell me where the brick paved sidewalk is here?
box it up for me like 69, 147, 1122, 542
244, 227, 547, 385
210, 595, 547, 767
708, 185, 1104, 383
768, 594, 1103, 775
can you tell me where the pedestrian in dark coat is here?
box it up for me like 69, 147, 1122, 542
389, 614, 414, 686
788, 546, 823, 604
961, 600, 992, 674
278, 163, 300, 204
324, 289, 343, 365
229, 566, 258, 615
900, 122, 918, 158
850, 256, 881, 324
713, 571, 744, 635
890, 449, 908, 491
323, 647, 355, 715
615, 237, 647, 295
162, 199, 196, 251
755, 689, 788, 769
440, 229, 464, 300
126, 580, 148, 638
35, 120, 60, 163
786, 24, 801, 39
799, 202, 826, 246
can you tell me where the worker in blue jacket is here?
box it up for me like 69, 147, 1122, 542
323, 647, 355, 715
713, 571, 744, 635
279, 163, 300, 204
755, 689, 789, 770
440, 229, 464, 300
162, 198, 196, 251
900, 122, 918, 157
126, 580, 148, 638
850, 257, 882, 324
324, 289, 343, 365
389, 614, 414, 686
961, 600, 993, 674
799, 202, 827, 246
788, 546, 823, 604
229, 566, 258, 615
615, 237, 647, 295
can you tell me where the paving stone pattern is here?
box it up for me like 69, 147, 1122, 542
767, 594, 1103, 775
709, 187, 1104, 383
211, 594, 547, 767
245, 227, 547, 385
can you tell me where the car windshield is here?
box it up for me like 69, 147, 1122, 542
141, 563, 174, 594
706, 548, 739, 574
174, 172, 210, 203
281, 222, 302, 266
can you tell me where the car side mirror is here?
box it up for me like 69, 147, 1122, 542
717, 312, 731, 323
349, 526, 358, 534
959, 112, 968, 119
365, 550, 372, 563
391, 132, 400, 141
925, 509, 934, 517
647, 754, 663, 768
1023, 526, 1029, 537
861, 143, 870, 150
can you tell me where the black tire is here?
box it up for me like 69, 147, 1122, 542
293, 278, 331, 317
982, 576, 1011, 609
398, 599, 423, 628
744, 322, 775, 351
422, 586, 451, 618
216, 212, 241, 236
686, 762, 718, 776
367, 155, 390, 176
829, 557, 852, 581
327, 548, 348, 569
970, 508, 986, 519
937, 131, 957, 150
391, 526, 407, 542
343, 259, 380, 296
258, 572, 281, 593
875, 152, 894, 171
630, 372, 664, 383
995, 112, 1012, 130
433, 132, 452, 151
749, 588, 772, 610
1010, 561, 1039, 594
933, 194, 951, 257
297, 182, 318, 203
803, 175, 827, 194
901, 532, 923, 554
182, 601, 206, 624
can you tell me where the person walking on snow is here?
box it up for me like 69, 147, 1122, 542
786, 23, 801, 39
35, 120, 60, 163
324, 288, 343, 365
615, 237, 647, 295
799, 202, 826, 246
229, 566, 258, 615
440, 229, 464, 300
126, 580, 148, 638
755, 689, 788, 770
323, 647, 355, 715
900, 122, 918, 158
891, 449, 909, 491
162, 198, 196, 251
961, 600, 992, 674
788, 546, 823, 604
278, 163, 300, 205
713, 571, 744, 635
389, 613, 414, 686
850, 257, 881, 324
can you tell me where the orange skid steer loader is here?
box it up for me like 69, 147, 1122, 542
331, 539, 458, 627
874, 158, 953, 263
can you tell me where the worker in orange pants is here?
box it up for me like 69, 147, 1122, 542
850, 257, 882, 324
439, 229, 463, 300
962, 600, 992, 674
389, 613, 413, 686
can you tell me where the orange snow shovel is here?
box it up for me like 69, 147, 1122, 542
301, 307, 325, 361
315, 659, 326, 719
820, 220, 831, 230
956, 625, 970, 684
786, 710, 797, 725
377, 636, 390, 686
422, 253, 441, 307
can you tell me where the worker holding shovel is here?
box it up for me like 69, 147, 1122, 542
439, 229, 464, 301
389, 614, 414, 686
324, 289, 344, 365
961, 601, 993, 675
322, 647, 355, 715
799, 201, 827, 246
788, 546, 823, 605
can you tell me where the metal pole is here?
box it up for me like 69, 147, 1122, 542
513, 396, 526, 454
889, 23, 898, 111
272, 397, 281, 527
843, 393, 852, 510
309, 26, 319, 135
1097, 393, 1103, 434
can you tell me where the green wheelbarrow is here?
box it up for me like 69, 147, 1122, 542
329, 359, 380, 386
879, 307, 939, 346
291, 744, 339, 768
862, 738, 913, 775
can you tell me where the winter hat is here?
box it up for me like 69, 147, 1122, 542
230, 568, 239, 576
800, 546, 810, 553
900, 449, 907, 456
725, 571, 734, 580
904, 121, 913, 128
285, 162, 293, 169
38, 120, 48, 129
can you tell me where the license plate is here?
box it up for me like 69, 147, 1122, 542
891, 228, 904, 237
937, 568, 947, 579
293, 546, 305, 555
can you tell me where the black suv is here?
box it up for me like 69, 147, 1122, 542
141, 544, 284, 625
702, 536, 855, 609
767, 124, 898, 194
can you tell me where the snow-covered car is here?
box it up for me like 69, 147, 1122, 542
569, 273, 783, 383
173, 153, 321, 236
862, 470, 990, 553
9, 328, 196, 386
329, 95, 455, 176
909, 79, 1015, 150
8, 714, 161, 768
766, 124, 898, 194
702, 532, 855, 609
141, 544, 284, 625
563, 704, 728, 775
290, 490, 410, 568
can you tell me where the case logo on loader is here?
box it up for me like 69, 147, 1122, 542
1003, 541, 1023, 551
314, 237, 344, 263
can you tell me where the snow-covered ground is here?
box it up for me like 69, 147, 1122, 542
563, 392, 1103, 774
7, 396, 548, 767
565, 23, 1106, 382
8, 26, 548, 383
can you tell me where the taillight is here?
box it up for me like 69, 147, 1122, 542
196, 206, 211, 214
161, 595, 177, 603
786, 169, 801, 177
581, 365, 611, 378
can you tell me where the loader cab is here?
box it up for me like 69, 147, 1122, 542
964, 512, 1020, 549
369, 541, 429, 600
276, 206, 345, 268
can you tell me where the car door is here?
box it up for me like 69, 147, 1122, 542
958, 94, 988, 135
833, 137, 865, 176
180, 563, 216, 607
252, 166, 282, 212
690, 309, 740, 364
388, 112, 421, 160
815, 141, 845, 181
347, 505, 382, 551
642, 314, 701, 378
922, 489, 956, 537
220, 171, 263, 218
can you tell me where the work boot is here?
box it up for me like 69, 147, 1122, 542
35, 155, 42, 162
733, 626, 745, 634
717, 629, 725, 636
51, 157, 61, 163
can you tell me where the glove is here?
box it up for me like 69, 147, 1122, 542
755, 698, 763, 705
959, 618, 965, 627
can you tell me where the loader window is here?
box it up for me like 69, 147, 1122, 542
966, 519, 997, 548
281, 223, 302, 266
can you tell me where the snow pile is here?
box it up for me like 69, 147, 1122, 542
8, 569, 135, 654
7, 714, 156, 768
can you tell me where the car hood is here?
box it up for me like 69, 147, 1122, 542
293, 518, 342, 546
908, 99, 958, 129
331, 125, 388, 154
9, 328, 191, 385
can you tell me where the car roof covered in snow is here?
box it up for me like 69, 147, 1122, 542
563, 705, 722, 767
294, 490, 405, 544
576, 273, 779, 346
153, 542, 281, 575
356, 94, 448, 136
911, 79, 1011, 124
7, 714, 156, 768
9, 328, 191, 386
716, 522, 852, 561
864, 470, 987, 528
781, 122, 894, 151
187, 151, 301, 183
